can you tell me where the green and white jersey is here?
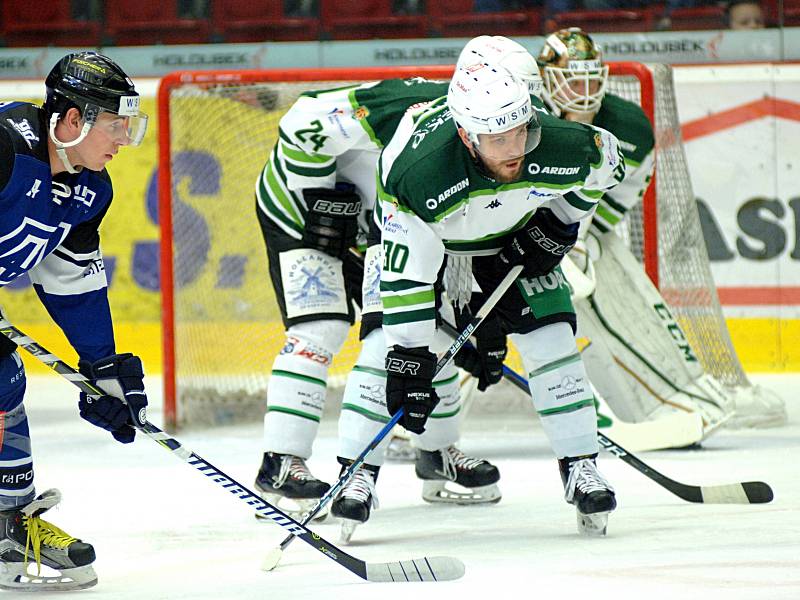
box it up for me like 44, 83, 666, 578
377, 104, 625, 349
589, 93, 655, 233
255, 77, 448, 239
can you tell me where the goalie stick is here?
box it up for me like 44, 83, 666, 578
262, 265, 525, 571
499, 365, 774, 504
0, 315, 464, 583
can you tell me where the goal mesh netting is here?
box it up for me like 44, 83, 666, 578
159, 63, 745, 429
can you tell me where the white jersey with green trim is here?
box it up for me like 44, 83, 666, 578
255, 78, 448, 239
377, 104, 625, 349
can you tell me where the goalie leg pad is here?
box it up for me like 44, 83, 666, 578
264, 320, 349, 458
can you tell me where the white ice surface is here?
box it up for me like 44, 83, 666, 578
19, 373, 800, 600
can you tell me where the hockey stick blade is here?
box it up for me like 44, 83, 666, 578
499, 364, 774, 505
0, 317, 465, 583
597, 433, 774, 504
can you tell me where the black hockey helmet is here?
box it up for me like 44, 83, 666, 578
44, 51, 147, 147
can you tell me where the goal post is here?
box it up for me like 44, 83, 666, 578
158, 62, 742, 430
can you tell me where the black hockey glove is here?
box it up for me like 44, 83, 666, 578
496, 207, 579, 278
302, 183, 362, 260
385, 346, 440, 434
78, 353, 148, 444
453, 304, 507, 392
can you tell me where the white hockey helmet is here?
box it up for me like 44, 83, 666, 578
538, 27, 609, 115
457, 35, 543, 99
448, 63, 541, 161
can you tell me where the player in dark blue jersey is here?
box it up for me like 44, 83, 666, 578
0, 52, 148, 592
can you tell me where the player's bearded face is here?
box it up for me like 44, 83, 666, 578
475, 124, 528, 183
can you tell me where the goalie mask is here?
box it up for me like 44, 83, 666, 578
45, 51, 148, 172
456, 35, 544, 99
448, 64, 541, 163
538, 28, 609, 116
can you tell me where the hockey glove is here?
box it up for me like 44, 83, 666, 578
453, 304, 507, 392
302, 183, 362, 260
78, 353, 148, 444
496, 207, 579, 278
385, 346, 440, 434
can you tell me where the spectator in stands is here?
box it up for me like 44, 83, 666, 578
286, 0, 318, 17
726, 0, 765, 28
394, 0, 423, 14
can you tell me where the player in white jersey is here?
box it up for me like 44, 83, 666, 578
538, 28, 786, 443
336, 55, 625, 537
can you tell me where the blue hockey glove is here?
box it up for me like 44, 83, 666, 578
78, 353, 148, 444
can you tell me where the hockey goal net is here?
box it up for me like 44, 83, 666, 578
158, 63, 745, 430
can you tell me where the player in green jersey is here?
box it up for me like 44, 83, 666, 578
338, 58, 625, 537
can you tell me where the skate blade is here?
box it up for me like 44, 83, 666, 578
421, 481, 502, 505
576, 511, 610, 537
339, 519, 360, 544
255, 493, 329, 522
386, 435, 417, 462
0, 563, 98, 592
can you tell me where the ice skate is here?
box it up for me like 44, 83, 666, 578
385, 424, 416, 462
559, 454, 617, 536
0, 489, 97, 592
330, 460, 379, 543
254, 452, 331, 522
415, 445, 501, 504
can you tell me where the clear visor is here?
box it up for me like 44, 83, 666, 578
544, 64, 609, 114
473, 119, 541, 161
87, 107, 149, 147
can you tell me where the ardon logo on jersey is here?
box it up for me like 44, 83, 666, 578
425, 178, 469, 210
528, 163, 580, 176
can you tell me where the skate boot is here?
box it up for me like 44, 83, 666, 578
559, 454, 617, 536
415, 445, 501, 504
254, 452, 331, 522
330, 458, 380, 543
385, 424, 416, 462
0, 489, 97, 591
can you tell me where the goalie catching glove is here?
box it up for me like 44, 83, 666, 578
496, 207, 579, 278
78, 353, 148, 444
385, 346, 440, 434
301, 183, 361, 260
453, 303, 507, 392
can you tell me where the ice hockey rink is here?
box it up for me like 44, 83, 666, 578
20, 372, 800, 600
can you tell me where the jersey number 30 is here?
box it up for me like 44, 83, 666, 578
383, 241, 409, 273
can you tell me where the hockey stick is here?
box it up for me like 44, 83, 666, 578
262, 264, 525, 571
499, 364, 774, 504
0, 316, 464, 583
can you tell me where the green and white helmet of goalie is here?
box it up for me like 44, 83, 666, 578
447, 63, 541, 161
456, 35, 543, 99
538, 27, 609, 116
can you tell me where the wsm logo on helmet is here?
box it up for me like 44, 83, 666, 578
491, 104, 529, 129
119, 95, 140, 116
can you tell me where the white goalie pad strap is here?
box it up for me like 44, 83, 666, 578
724, 383, 787, 429
361, 244, 383, 316
279, 248, 348, 319
561, 252, 596, 300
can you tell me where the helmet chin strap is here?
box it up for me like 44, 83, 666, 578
49, 113, 91, 173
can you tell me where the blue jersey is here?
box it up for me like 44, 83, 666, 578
0, 102, 115, 361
